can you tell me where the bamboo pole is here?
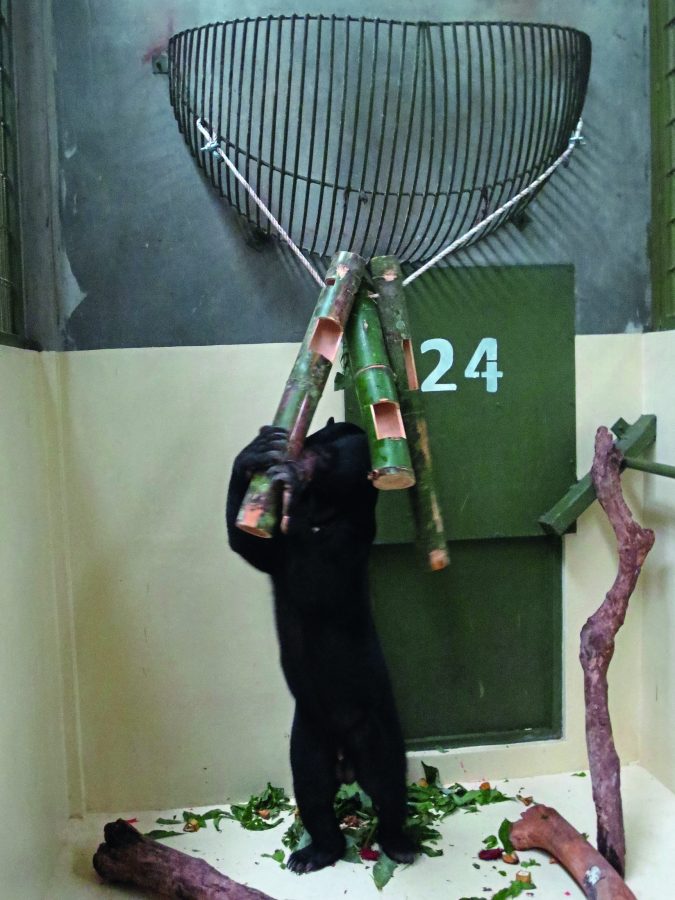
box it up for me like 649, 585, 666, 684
236, 251, 366, 537
371, 256, 449, 570
344, 286, 415, 491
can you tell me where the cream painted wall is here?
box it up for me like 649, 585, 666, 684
0, 336, 654, 829
641, 331, 675, 792
0, 347, 69, 897
50, 336, 648, 812
55, 345, 345, 812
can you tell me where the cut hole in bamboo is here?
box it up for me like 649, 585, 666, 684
402, 339, 419, 390
371, 400, 406, 440
309, 317, 344, 362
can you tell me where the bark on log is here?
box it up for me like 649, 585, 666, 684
370, 256, 449, 570
93, 819, 277, 899
510, 804, 637, 900
236, 250, 365, 537
344, 286, 416, 490
580, 426, 655, 876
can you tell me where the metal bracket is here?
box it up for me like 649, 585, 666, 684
152, 51, 169, 74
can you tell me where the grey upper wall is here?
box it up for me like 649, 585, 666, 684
16, 1, 650, 350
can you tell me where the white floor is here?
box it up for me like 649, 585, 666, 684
50, 765, 671, 899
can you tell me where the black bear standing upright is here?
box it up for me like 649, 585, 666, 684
226, 419, 416, 873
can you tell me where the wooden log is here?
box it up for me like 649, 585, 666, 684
236, 251, 366, 537
371, 256, 449, 570
510, 804, 637, 900
344, 285, 415, 490
580, 426, 655, 876
93, 819, 277, 899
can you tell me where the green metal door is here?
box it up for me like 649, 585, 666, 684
350, 265, 575, 747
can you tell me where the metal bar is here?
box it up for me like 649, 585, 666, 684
539, 416, 658, 536
168, 18, 590, 266
335, 16, 366, 250
299, 16, 322, 249
310, 14, 336, 256
370, 21, 409, 255
624, 457, 675, 479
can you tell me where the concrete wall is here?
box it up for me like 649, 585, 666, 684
0, 348, 69, 897
641, 331, 675, 792
16, 1, 650, 350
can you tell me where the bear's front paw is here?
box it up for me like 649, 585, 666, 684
235, 426, 288, 475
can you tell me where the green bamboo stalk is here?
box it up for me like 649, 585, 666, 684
345, 285, 415, 491
371, 256, 449, 570
237, 251, 366, 537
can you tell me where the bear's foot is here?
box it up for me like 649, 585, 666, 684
287, 840, 344, 874
379, 831, 417, 865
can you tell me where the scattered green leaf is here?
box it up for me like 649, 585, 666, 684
572, 771, 587, 777
227, 766, 513, 890
521, 858, 541, 867
143, 829, 183, 840
483, 834, 498, 849
372, 853, 398, 890
421, 762, 440, 786
492, 879, 537, 899
261, 848, 286, 868
498, 818, 514, 854
220, 783, 293, 831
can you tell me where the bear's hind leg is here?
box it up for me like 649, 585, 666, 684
287, 710, 345, 874
346, 715, 417, 865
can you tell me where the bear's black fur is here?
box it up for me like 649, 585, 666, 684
226, 420, 415, 873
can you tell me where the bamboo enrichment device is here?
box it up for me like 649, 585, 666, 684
236, 251, 366, 537
371, 257, 449, 570
169, 16, 590, 546
345, 286, 415, 491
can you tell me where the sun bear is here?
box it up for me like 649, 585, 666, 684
226, 419, 415, 873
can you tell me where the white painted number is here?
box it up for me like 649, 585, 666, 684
463, 337, 503, 394
420, 339, 458, 392
420, 337, 504, 393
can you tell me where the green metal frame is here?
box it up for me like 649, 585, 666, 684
650, 0, 675, 330
539, 416, 657, 536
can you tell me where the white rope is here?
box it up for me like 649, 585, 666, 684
196, 116, 583, 291
402, 118, 584, 287
195, 119, 326, 288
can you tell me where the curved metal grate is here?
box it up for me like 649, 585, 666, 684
168, 16, 591, 264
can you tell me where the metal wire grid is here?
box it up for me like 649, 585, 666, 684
0, 0, 20, 336
169, 16, 590, 265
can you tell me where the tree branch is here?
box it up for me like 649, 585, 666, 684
93, 820, 277, 899
580, 426, 655, 875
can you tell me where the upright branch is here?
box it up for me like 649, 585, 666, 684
580, 426, 655, 876
93, 819, 277, 899
371, 256, 449, 570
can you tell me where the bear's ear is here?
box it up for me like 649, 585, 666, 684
326, 416, 335, 426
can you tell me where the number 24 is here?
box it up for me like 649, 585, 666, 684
420, 337, 503, 394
